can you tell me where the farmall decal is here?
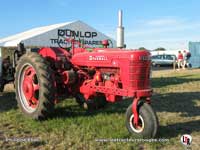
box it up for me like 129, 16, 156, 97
50, 29, 102, 48
89, 56, 108, 61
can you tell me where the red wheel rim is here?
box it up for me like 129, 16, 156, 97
21, 66, 40, 110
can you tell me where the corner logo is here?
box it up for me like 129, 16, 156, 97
181, 134, 192, 146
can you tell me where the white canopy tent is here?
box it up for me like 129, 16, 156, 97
0, 20, 116, 76
0, 20, 116, 48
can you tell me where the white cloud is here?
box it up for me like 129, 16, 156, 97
123, 17, 200, 50
146, 18, 181, 26
126, 19, 200, 38
96, 17, 200, 50
126, 40, 189, 50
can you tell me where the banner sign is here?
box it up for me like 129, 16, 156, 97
50, 29, 103, 48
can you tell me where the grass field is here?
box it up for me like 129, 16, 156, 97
0, 69, 200, 150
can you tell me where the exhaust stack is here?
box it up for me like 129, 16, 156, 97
117, 10, 124, 48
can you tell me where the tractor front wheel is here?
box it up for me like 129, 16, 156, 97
125, 102, 158, 138
15, 52, 55, 120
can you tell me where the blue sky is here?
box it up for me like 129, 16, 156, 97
0, 0, 200, 50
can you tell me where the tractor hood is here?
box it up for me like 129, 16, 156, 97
71, 48, 151, 68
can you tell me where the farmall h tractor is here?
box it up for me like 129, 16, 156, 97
5, 11, 158, 138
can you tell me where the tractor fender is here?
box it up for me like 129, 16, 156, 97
38, 47, 71, 63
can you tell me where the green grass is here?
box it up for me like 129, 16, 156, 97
0, 69, 200, 150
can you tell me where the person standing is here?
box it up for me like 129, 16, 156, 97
186, 51, 191, 68
177, 51, 183, 70
183, 50, 187, 69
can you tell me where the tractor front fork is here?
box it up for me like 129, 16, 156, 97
132, 97, 151, 126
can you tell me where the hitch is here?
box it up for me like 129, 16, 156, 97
0, 77, 5, 93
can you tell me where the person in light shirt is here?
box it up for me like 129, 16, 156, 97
177, 51, 183, 70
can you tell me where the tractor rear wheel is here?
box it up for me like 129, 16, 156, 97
75, 93, 107, 110
15, 52, 55, 120
125, 102, 158, 138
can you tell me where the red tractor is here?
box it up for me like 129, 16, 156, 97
14, 38, 158, 138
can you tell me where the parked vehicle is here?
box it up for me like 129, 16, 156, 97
151, 54, 176, 67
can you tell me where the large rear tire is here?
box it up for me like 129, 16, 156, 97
125, 102, 158, 138
15, 52, 55, 120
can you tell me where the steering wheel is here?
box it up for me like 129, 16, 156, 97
107, 39, 113, 48
57, 37, 72, 50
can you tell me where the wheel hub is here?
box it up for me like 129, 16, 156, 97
21, 66, 39, 109
129, 115, 145, 133
23, 77, 34, 100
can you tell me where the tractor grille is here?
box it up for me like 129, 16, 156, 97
129, 61, 150, 89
